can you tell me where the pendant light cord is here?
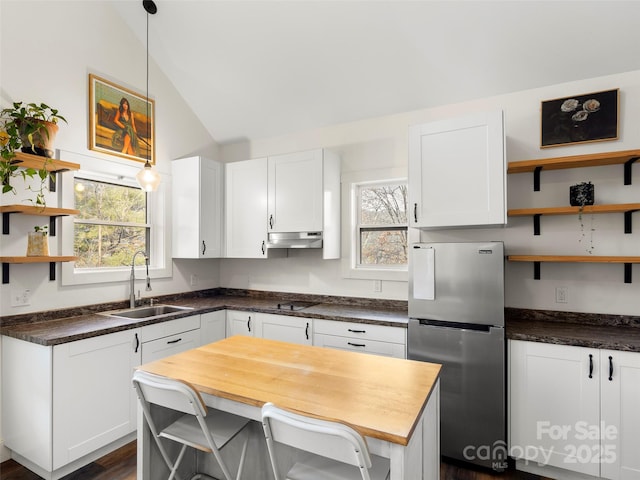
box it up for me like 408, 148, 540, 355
145, 8, 150, 166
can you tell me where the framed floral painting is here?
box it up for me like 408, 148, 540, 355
540, 88, 619, 148
88, 74, 155, 164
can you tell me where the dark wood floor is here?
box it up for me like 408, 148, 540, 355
0, 441, 550, 480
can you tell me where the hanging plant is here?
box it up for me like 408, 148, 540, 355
570, 182, 595, 254
0, 102, 67, 207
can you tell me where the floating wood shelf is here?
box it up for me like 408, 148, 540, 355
2, 151, 80, 192
508, 203, 640, 235
1, 205, 80, 236
4, 151, 80, 172
507, 255, 640, 283
1, 256, 77, 284
507, 149, 640, 190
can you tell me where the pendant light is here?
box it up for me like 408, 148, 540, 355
136, 0, 161, 192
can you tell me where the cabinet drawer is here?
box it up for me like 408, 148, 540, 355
141, 329, 201, 364
314, 333, 405, 358
314, 319, 405, 344
139, 315, 200, 343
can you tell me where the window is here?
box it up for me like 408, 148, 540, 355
341, 168, 409, 282
60, 151, 171, 286
74, 176, 149, 268
356, 181, 408, 268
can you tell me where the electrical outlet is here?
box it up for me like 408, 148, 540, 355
556, 286, 568, 303
190, 274, 198, 286
373, 280, 382, 292
11, 289, 31, 307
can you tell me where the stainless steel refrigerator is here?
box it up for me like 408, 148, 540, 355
408, 241, 506, 471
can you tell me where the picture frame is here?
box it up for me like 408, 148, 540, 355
540, 88, 619, 148
88, 74, 155, 164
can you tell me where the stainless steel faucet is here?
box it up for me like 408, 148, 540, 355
130, 250, 152, 308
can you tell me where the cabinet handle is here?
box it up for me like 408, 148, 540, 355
261, 240, 266, 255
609, 355, 614, 381
413, 203, 418, 223
348, 328, 366, 334
588, 354, 593, 378
247, 316, 251, 332
167, 338, 182, 344
134, 333, 139, 353
348, 342, 366, 348
305, 322, 309, 340
202, 240, 206, 255
269, 215, 274, 229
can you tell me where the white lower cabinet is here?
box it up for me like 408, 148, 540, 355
226, 310, 256, 337
509, 339, 640, 480
2, 330, 140, 479
313, 319, 406, 358
256, 313, 312, 345
1, 315, 203, 480
200, 310, 226, 345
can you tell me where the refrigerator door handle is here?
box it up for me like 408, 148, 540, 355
414, 318, 495, 333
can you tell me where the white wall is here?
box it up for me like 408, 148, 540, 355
221, 70, 640, 316
0, 1, 222, 317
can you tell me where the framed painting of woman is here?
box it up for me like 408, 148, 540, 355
88, 74, 155, 164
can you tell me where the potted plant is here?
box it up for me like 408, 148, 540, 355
0, 101, 67, 206
26, 224, 49, 256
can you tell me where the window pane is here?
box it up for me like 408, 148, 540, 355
360, 229, 408, 265
360, 185, 407, 225
75, 178, 146, 223
75, 224, 147, 268
74, 177, 148, 269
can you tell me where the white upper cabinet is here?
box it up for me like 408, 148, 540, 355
409, 110, 506, 228
267, 148, 340, 259
268, 149, 324, 232
172, 156, 222, 258
225, 157, 269, 258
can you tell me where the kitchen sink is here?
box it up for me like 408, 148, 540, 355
100, 305, 194, 320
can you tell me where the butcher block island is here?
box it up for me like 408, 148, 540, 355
136, 335, 441, 480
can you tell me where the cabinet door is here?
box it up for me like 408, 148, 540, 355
600, 349, 640, 480
256, 313, 312, 345
509, 340, 599, 476
409, 110, 506, 228
268, 149, 323, 232
224, 157, 268, 258
201, 310, 227, 344
226, 310, 255, 337
172, 156, 222, 258
52, 329, 140, 469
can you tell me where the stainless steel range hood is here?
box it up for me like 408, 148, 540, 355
267, 232, 323, 249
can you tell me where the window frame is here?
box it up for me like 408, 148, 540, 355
60, 152, 172, 286
341, 168, 410, 282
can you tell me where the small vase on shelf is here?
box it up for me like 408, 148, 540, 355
26, 225, 49, 256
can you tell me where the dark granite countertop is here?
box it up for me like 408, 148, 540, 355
506, 308, 640, 352
0, 289, 409, 346
4, 291, 640, 352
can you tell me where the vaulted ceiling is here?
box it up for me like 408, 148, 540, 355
113, 1, 640, 144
